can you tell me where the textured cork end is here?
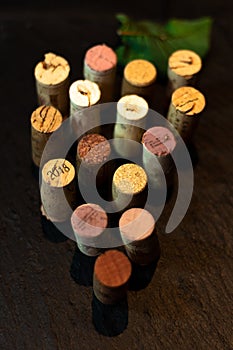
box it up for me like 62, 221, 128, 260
31, 105, 63, 133
42, 159, 75, 187
85, 44, 117, 72
172, 86, 206, 116
71, 203, 108, 238
113, 164, 147, 195
124, 59, 157, 87
69, 79, 101, 107
94, 250, 132, 288
34, 52, 70, 85
77, 134, 111, 165
142, 126, 176, 156
119, 208, 155, 241
117, 94, 148, 120
168, 49, 202, 77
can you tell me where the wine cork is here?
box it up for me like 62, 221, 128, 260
31, 105, 63, 168
40, 158, 77, 222
121, 59, 157, 103
83, 44, 117, 103
113, 94, 148, 157
34, 52, 70, 117
142, 126, 176, 190
119, 208, 160, 265
112, 163, 148, 212
69, 79, 101, 135
167, 49, 202, 94
167, 86, 206, 143
71, 203, 108, 256
93, 250, 132, 304
76, 133, 111, 189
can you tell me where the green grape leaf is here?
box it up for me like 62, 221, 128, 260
115, 14, 213, 79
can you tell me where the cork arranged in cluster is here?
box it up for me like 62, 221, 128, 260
30, 43, 206, 336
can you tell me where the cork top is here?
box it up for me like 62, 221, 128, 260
168, 49, 202, 77
113, 164, 147, 194
84, 44, 117, 72
34, 52, 70, 85
71, 203, 108, 238
117, 94, 149, 120
172, 86, 206, 116
31, 105, 63, 133
142, 126, 176, 156
69, 79, 101, 107
42, 159, 75, 187
94, 250, 132, 287
119, 208, 155, 242
77, 134, 111, 165
124, 59, 157, 87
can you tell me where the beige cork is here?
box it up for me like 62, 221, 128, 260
121, 59, 157, 103
76, 133, 111, 188
167, 50, 202, 95
71, 203, 108, 256
40, 158, 77, 222
113, 94, 148, 158
112, 164, 148, 212
119, 208, 160, 265
34, 52, 70, 117
167, 86, 206, 143
31, 105, 63, 167
93, 249, 132, 304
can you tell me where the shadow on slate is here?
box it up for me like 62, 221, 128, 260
92, 292, 128, 337
187, 142, 199, 168
40, 214, 70, 243
128, 257, 160, 291
70, 246, 97, 286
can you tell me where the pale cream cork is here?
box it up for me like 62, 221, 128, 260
121, 59, 157, 103
113, 94, 149, 158
119, 208, 160, 265
31, 105, 63, 167
69, 79, 101, 136
167, 86, 206, 143
167, 49, 202, 94
40, 158, 76, 222
34, 52, 70, 117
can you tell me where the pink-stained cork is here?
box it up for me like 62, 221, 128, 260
142, 126, 176, 157
71, 203, 108, 239
84, 44, 117, 72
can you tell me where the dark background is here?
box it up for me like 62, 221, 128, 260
1, 1, 233, 349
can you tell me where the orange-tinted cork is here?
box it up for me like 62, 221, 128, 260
93, 250, 132, 304
171, 86, 205, 116
168, 49, 202, 78
31, 105, 63, 167
124, 59, 157, 87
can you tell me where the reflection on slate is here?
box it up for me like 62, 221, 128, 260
128, 257, 160, 291
40, 214, 70, 243
92, 292, 128, 337
70, 246, 97, 286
